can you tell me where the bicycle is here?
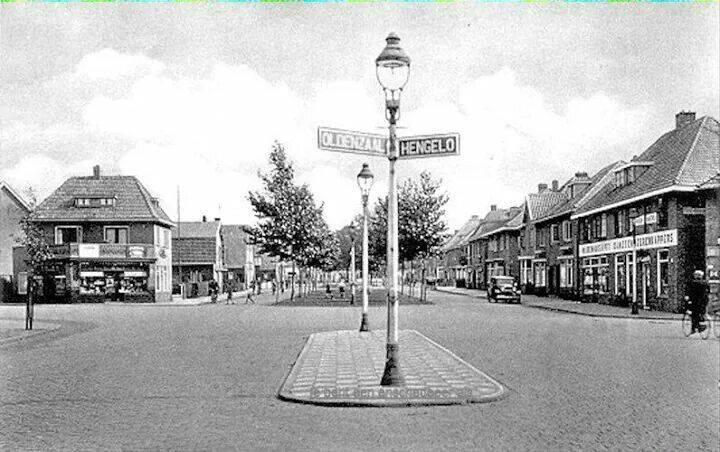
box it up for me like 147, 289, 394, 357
681, 298, 711, 340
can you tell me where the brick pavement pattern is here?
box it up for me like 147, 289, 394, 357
278, 329, 505, 406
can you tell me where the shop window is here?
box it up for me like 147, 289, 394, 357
657, 249, 669, 296
55, 226, 81, 244
520, 260, 532, 285
582, 257, 609, 294
105, 227, 129, 244
615, 255, 626, 295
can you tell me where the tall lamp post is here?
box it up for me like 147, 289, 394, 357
357, 163, 375, 332
349, 233, 356, 305
376, 32, 410, 386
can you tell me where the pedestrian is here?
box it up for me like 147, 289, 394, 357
688, 270, 708, 333
256, 279, 262, 295
226, 283, 234, 305
338, 280, 345, 299
272, 280, 277, 295
208, 279, 219, 303
325, 283, 333, 299
246, 280, 256, 304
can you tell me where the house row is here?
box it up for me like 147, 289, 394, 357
7, 166, 277, 303
439, 111, 720, 313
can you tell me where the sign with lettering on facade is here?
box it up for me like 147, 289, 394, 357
317, 127, 388, 156
633, 213, 658, 227
682, 207, 705, 215
579, 229, 678, 257
78, 244, 100, 258
397, 133, 459, 159
128, 246, 145, 258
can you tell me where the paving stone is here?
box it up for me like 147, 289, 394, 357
277, 329, 506, 406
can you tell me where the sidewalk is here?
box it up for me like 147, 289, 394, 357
436, 286, 682, 321
278, 329, 506, 407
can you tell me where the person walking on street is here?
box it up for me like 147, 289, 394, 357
688, 270, 708, 333
325, 283, 333, 299
226, 283, 234, 305
208, 279, 219, 303
246, 280, 256, 304
338, 280, 345, 299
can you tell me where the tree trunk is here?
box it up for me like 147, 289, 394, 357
290, 261, 296, 301
421, 260, 427, 303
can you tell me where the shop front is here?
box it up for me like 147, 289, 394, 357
579, 229, 684, 311
77, 262, 152, 303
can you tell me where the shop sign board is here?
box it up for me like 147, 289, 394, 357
633, 212, 658, 227
683, 207, 705, 215
78, 244, 100, 258
128, 246, 145, 258
579, 229, 678, 257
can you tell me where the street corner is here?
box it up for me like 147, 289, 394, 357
0, 317, 96, 350
277, 329, 506, 407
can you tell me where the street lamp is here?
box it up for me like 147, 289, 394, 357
376, 32, 410, 386
349, 230, 356, 306
357, 163, 375, 332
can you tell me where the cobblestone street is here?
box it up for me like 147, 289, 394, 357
1, 289, 718, 450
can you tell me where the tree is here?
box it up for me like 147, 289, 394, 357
246, 142, 338, 300
17, 188, 51, 330
367, 172, 449, 299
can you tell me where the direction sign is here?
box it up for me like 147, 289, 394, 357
398, 133, 459, 159
318, 127, 388, 156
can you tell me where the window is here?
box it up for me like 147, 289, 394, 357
55, 226, 81, 244
657, 250, 669, 296
99, 198, 115, 206
615, 255, 626, 295
625, 253, 635, 298
560, 258, 574, 288
534, 262, 547, 287
76, 198, 90, 207
104, 227, 128, 244
163, 229, 170, 247
562, 221, 572, 242
582, 257, 609, 294
600, 213, 607, 238
551, 224, 560, 243
626, 168, 635, 184
520, 260, 533, 285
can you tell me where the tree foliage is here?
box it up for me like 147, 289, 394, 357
246, 142, 338, 273
17, 188, 51, 273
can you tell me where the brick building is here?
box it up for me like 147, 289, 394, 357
220, 224, 255, 291
438, 215, 481, 286
572, 113, 719, 311
20, 166, 174, 303
467, 206, 522, 290
0, 181, 31, 302
699, 173, 720, 306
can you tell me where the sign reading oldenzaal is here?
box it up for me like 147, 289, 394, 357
317, 127, 388, 156
579, 229, 678, 257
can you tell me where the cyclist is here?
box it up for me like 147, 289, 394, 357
688, 270, 708, 333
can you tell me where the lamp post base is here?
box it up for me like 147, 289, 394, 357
359, 313, 370, 332
380, 342, 404, 386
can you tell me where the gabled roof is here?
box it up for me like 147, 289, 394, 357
30, 175, 173, 226
537, 161, 623, 223
469, 206, 523, 241
442, 215, 482, 251
0, 180, 32, 212
221, 224, 249, 268
574, 116, 719, 218
173, 221, 221, 239
699, 172, 720, 189
525, 189, 567, 222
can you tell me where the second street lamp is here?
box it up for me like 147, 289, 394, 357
357, 163, 374, 332
376, 32, 410, 386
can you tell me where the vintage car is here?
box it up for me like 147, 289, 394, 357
487, 275, 521, 303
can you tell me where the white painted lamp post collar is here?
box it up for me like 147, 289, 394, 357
376, 32, 410, 386
357, 163, 374, 332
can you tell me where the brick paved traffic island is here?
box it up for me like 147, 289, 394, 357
278, 330, 506, 407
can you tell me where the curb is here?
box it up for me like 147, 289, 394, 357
277, 329, 506, 408
523, 303, 682, 321
0, 322, 61, 346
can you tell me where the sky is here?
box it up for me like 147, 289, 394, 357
1, 4, 718, 231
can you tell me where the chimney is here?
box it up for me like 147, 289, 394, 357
93, 165, 101, 179
202, 215, 207, 222
551, 180, 558, 191
675, 111, 696, 129
574, 172, 588, 179
214, 217, 220, 222
538, 183, 548, 193
490, 204, 497, 211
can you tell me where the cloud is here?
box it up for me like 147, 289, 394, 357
75, 48, 165, 81
4, 50, 651, 232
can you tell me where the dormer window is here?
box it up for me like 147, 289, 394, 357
614, 161, 653, 189
75, 197, 116, 207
